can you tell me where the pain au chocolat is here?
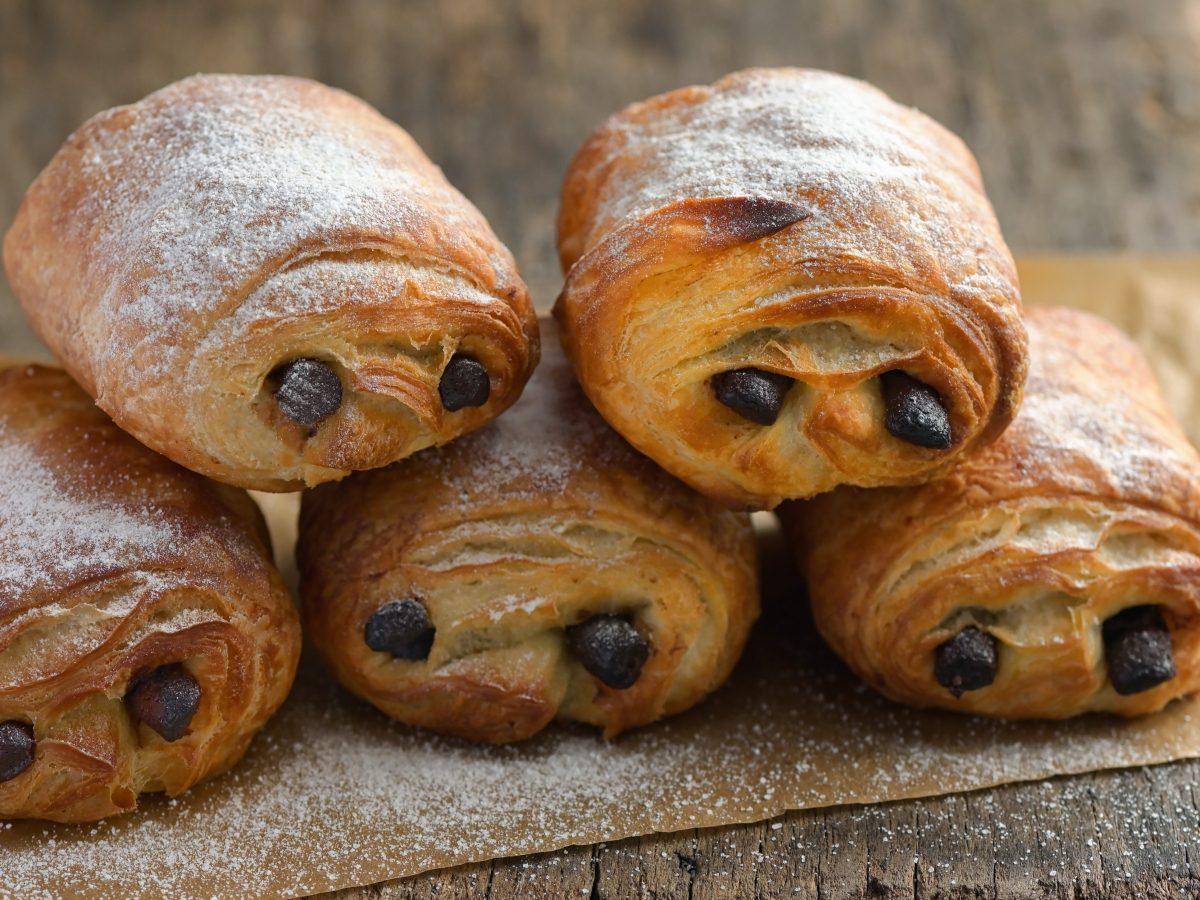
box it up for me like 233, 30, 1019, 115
0, 360, 299, 822
555, 68, 1027, 509
783, 308, 1200, 718
3, 74, 538, 492
298, 321, 759, 742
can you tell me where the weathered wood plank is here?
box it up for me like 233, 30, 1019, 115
341, 765, 1200, 898
3, 0, 1200, 341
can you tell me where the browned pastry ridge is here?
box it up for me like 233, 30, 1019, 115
782, 307, 1200, 718
3, 74, 538, 492
555, 67, 1027, 509
298, 322, 759, 742
0, 361, 300, 822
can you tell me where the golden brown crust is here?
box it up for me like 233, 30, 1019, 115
3, 74, 538, 491
298, 321, 759, 742
0, 362, 300, 821
782, 307, 1200, 718
555, 67, 1026, 509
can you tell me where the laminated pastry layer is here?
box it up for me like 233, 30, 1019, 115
299, 328, 759, 742
0, 363, 300, 822
555, 68, 1026, 509
783, 307, 1200, 718
3, 74, 538, 491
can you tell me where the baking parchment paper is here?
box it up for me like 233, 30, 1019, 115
2, 256, 1199, 899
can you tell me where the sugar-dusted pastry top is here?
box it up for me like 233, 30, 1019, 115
299, 323, 760, 742
0, 361, 300, 822
4, 74, 538, 491
556, 67, 1026, 509
783, 307, 1200, 718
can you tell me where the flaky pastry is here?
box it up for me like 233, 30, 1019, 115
299, 322, 759, 742
783, 308, 1200, 718
4, 74, 537, 491
556, 68, 1026, 509
0, 361, 299, 822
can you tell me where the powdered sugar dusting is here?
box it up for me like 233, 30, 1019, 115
1, 617, 1195, 898
1001, 309, 1200, 514
0, 438, 180, 599
419, 325, 624, 507
485, 594, 553, 622
52, 74, 502, 410
566, 69, 1014, 306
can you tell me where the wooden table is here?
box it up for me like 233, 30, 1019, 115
2, 2, 1199, 896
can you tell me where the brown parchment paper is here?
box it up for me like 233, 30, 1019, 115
3, 256, 1200, 899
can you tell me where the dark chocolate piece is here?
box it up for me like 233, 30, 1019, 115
934, 627, 998, 697
881, 371, 952, 449
365, 599, 436, 660
439, 355, 490, 411
1103, 606, 1176, 695
711, 368, 794, 426
0, 721, 34, 783
273, 358, 343, 429
126, 665, 201, 742
566, 614, 650, 690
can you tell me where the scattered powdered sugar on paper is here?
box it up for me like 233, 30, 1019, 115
5, 292, 1199, 897
0, 438, 179, 598
2, 614, 1196, 899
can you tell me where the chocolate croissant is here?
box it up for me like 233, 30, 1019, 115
782, 307, 1200, 718
555, 68, 1027, 509
0, 361, 300, 822
298, 322, 759, 742
3, 74, 538, 492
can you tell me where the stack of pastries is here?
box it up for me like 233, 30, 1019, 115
556, 67, 1200, 719
1, 67, 1197, 824
1, 73, 545, 821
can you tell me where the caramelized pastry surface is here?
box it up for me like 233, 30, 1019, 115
556, 68, 1026, 508
784, 308, 1200, 718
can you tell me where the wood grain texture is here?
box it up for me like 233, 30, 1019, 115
3, 0, 1199, 349
337, 766, 1200, 899
3, 1, 1200, 897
